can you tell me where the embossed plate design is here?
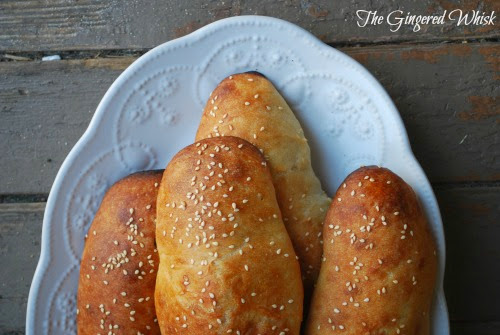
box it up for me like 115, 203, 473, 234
27, 16, 448, 334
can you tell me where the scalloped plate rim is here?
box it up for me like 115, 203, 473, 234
27, 15, 448, 334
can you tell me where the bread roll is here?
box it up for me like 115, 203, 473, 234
77, 171, 162, 335
155, 136, 303, 334
195, 72, 331, 297
306, 166, 437, 335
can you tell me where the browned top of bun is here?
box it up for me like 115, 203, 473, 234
77, 170, 162, 334
306, 166, 437, 335
155, 136, 303, 334
195, 72, 331, 296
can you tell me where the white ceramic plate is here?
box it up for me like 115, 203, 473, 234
27, 15, 448, 334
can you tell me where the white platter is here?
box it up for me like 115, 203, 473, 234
27, 15, 448, 334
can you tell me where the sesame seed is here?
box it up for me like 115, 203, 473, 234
244, 102, 250, 106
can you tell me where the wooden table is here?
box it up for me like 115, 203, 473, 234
0, 1, 498, 334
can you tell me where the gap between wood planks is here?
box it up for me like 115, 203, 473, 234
0, 42, 500, 196
1, 185, 498, 327
1, 36, 498, 62
1, 181, 498, 203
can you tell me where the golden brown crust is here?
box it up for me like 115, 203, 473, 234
306, 166, 437, 335
77, 170, 162, 335
155, 136, 303, 334
195, 72, 331, 298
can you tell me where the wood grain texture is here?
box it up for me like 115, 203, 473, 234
0, 186, 497, 333
0, 43, 497, 194
1, 2, 497, 334
437, 185, 500, 322
0, 202, 44, 334
346, 43, 500, 183
0, 58, 134, 195
0, 0, 498, 52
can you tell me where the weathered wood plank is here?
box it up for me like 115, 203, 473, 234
0, 0, 498, 52
437, 185, 500, 322
0, 203, 44, 334
346, 43, 500, 183
1, 43, 497, 194
0, 186, 497, 332
0, 58, 135, 195
451, 322, 500, 335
